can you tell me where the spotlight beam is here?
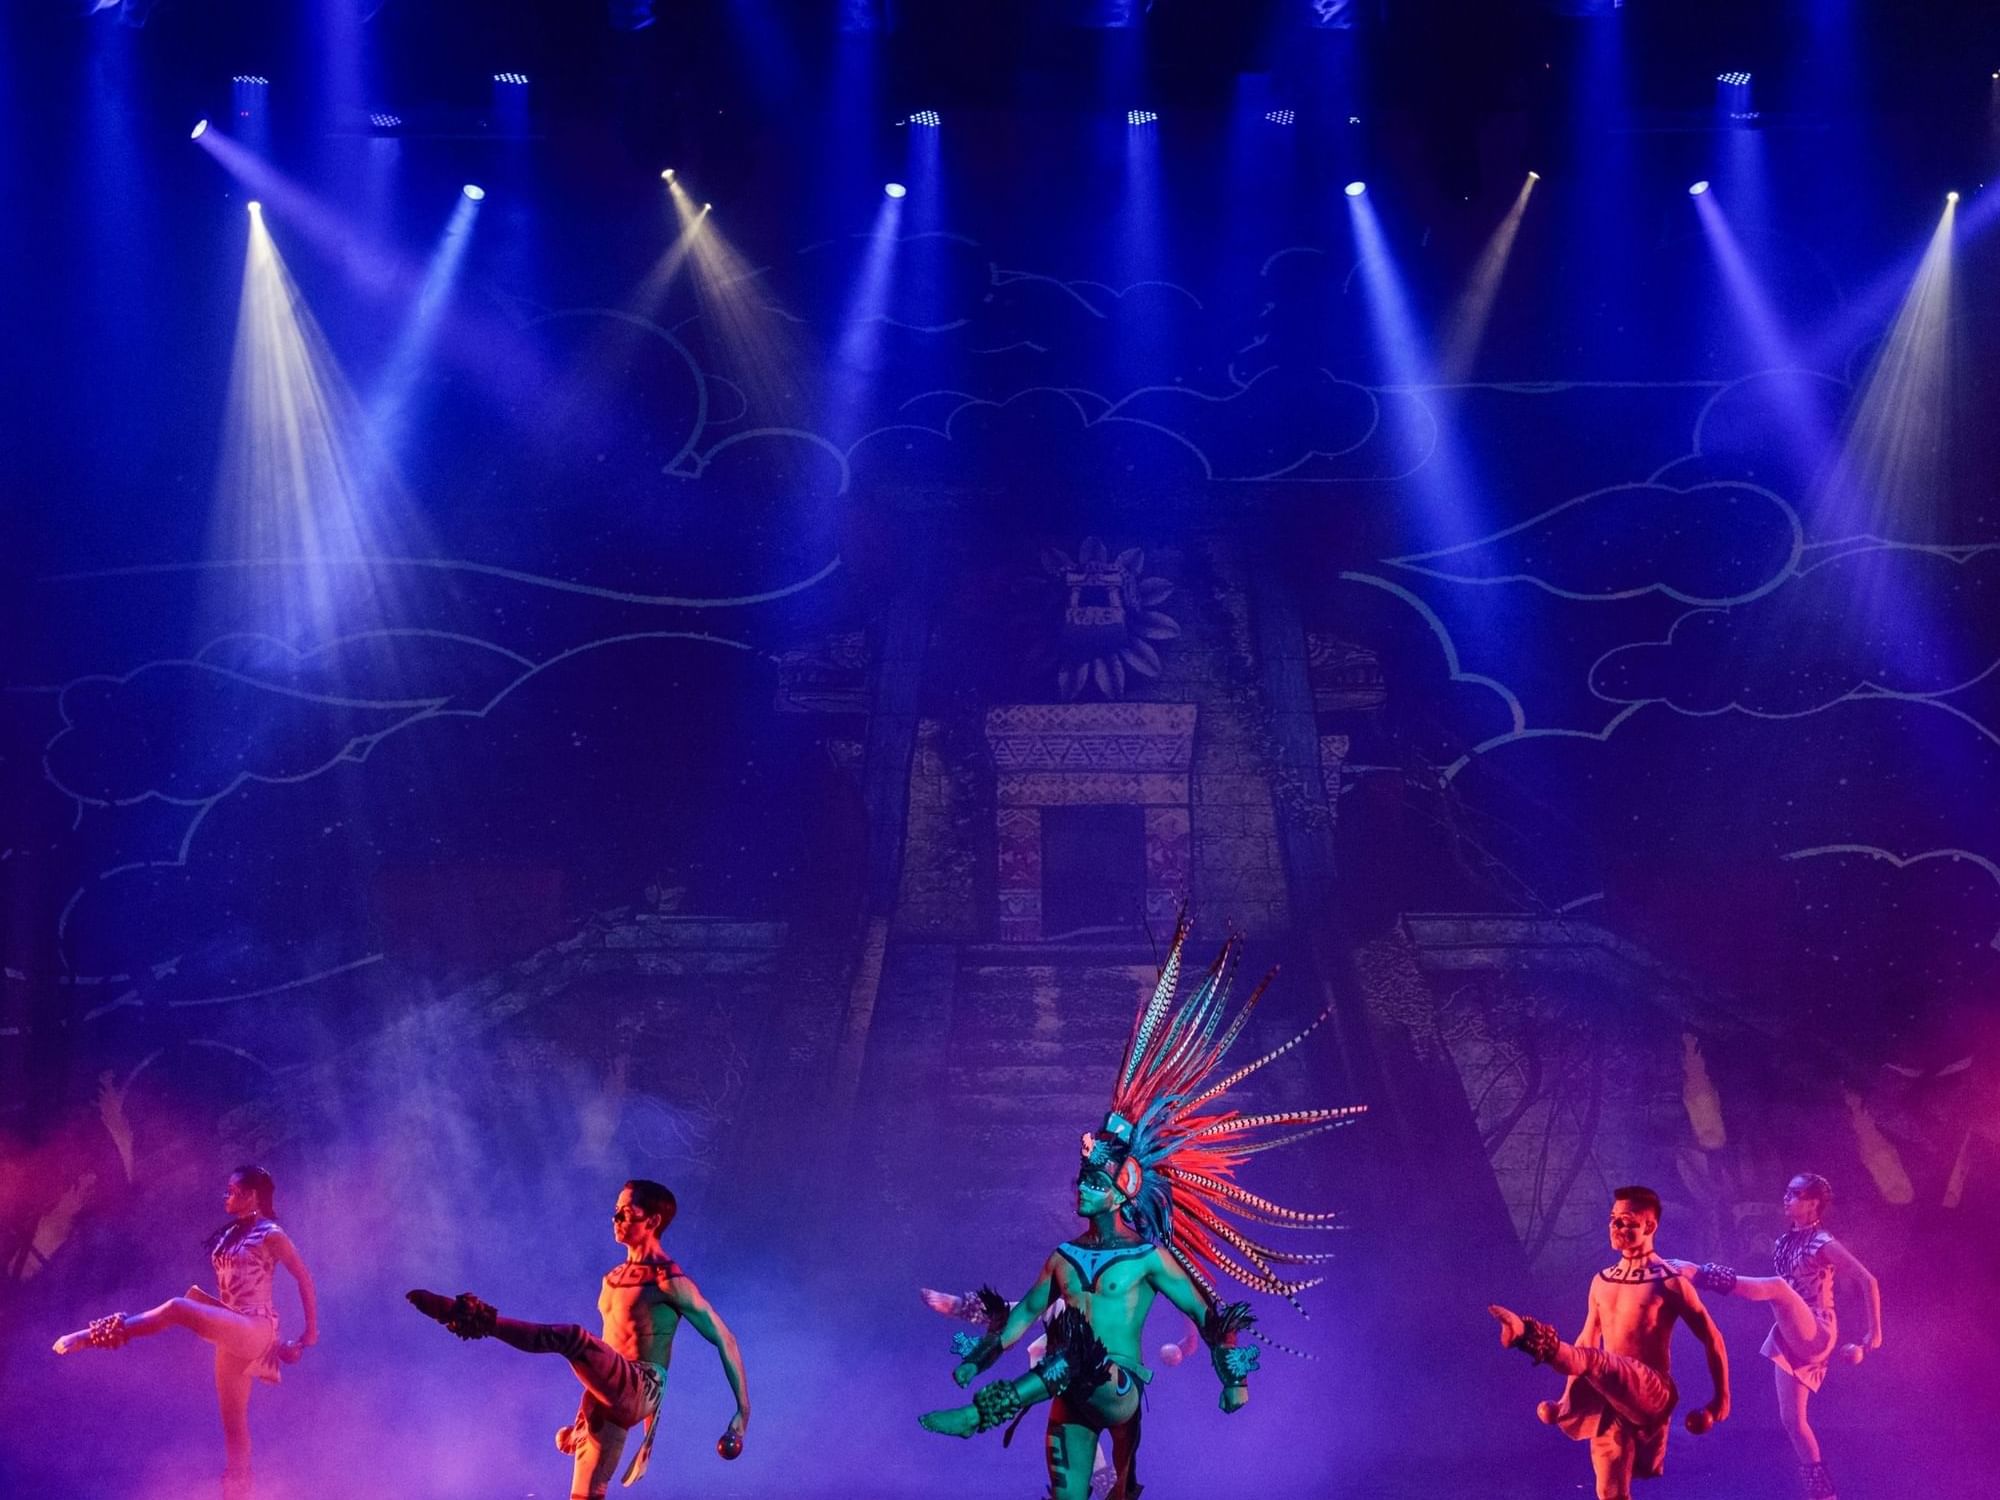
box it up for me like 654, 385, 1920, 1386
1691, 190, 1842, 494
1824, 198, 1957, 536
827, 190, 905, 437
215, 211, 420, 638
1346, 190, 1480, 549
1439, 172, 1538, 383
363, 192, 483, 483
193, 128, 557, 429
652, 172, 810, 419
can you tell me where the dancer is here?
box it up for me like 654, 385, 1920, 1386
1680, 1173, 1882, 1500
1489, 1186, 1729, 1500
918, 917, 1366, 1500
52, 1164, 318, 1500
408, 1179, 748, 1499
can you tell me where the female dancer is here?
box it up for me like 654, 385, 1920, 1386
1686, 1173, 1882, 1500
53, 1164, 319, 1500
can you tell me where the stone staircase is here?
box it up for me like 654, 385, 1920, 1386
847, 940, 1183, 1284
941, 947, 1165, 1267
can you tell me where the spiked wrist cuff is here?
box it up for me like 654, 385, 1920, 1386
1202, 1300, 1259, 1386
1693, 1263, 1738, 1296
970, 1379, 1025, 1433
1210, 1342, 1259, 1387
1511, 1317, 1561, 1365
952, 1331, 1002, 1372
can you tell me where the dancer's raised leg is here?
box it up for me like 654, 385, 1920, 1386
55, 1295, 272, 1360
1684, 1262, 1824, 1352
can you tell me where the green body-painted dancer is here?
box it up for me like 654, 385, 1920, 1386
918, 918, 1365, 1500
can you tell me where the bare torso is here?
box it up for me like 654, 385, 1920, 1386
1589, 1256, 1692, 1374
597, 1259, 684, 1367
1048, 1238, 1161, 1372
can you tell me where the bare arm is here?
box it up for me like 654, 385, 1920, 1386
1148, 1248, 1210, 1325
1821, 1236, 1883, 1349
269, 1229, 318, 1345
1672, 1280, 1730, 1422
994, 1260, 1058, 1352
666, 1274, 750, 1436
951, 1258, 1057, 1386
1149, 1252, 1250, 1414
1574, 1286, 1603, 1350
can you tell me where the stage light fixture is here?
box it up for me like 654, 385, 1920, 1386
661, 168, 675, 182
1344, 181, 1367, 197
191, 119, 209, 139
247, 200, 262, 214
494, 73, 529, 86
1688, 180, 1711, 196
1528, 170, 1541, 181
1127, 109, 1158, 126
1948, 191, 1961, 203
1715, 70, 1757, 124
909, 110, 942, 128
1264, 109, 1296, 126
884, 182, 908, 198
369, 112, 403, 130
462, 184, 486, 201
702, 202, 712, 213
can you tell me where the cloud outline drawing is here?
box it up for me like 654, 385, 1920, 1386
1335, 571, 1528, 738
1586, 544, 2000, 726
1782, 843, 2000, 951
44, 628, 774, 995
1386, 480, 1805, 606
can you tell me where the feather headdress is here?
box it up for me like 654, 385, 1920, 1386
1080, 914, 1366, 1308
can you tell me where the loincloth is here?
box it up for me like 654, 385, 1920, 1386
563, 1358, 666, 1486
1549, 1348, 1678, 1481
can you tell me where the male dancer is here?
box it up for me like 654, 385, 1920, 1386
409, 1179, 748, 1498
918, 919, 1366, 1500
1489, 1186, 1730, 1500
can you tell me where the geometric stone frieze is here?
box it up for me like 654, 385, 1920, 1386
985, 703, 1197, 775
985, 705, 1198, 943
998, 771, 1189, 807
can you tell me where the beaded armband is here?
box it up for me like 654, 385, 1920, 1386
87, 1313, 130, 1349
1511, 1317, 1561, 1365
1693, 1263, 1738, 1296
970, 1379, 1025, 1432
